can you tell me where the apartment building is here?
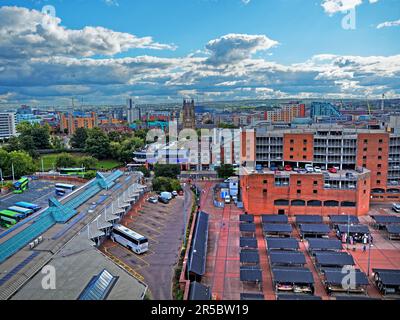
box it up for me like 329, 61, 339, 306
239, 125, 400, 216
0, 113, 16, 139
264, 102, 306, 123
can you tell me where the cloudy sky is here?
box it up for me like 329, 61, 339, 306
0, 0, 399, 106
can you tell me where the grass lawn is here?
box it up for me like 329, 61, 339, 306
37, 153, 123, 171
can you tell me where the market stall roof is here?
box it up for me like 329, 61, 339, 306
307, 238, 343, 251
240, 215, 254, 223
240, 237, 258, 249
261, 215, 288, 224
324, 269, 369, 286
299, 224, 331, 234
337, 224, 370, 234
329, 215, 360, 225
295, 215, 323, 224
240, 293, 265, 300
272, 267, 314, 284
315, 252, 354, 267
277, 294, 322, 300
372, 269, 400, 286
240, 223, 256, 233
370, 215, 400, 225
240, 249, 260, 264
266, 237, 299, 251
269, 251, 306, 266
188, 282, 212, 300
240, 267, 262, 282
386, 224, 400, 235
263, 223, 292, 233
188, 211, 209, 276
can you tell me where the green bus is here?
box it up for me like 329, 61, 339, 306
59, 168, 85, 178
13, 177, 29, 194
0, 210, 24, 228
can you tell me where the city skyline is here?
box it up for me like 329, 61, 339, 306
0, 0, 399, 106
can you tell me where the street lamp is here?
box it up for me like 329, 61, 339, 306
367, 233, 372, 276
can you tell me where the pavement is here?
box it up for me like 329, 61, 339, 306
100, 185, 194, 300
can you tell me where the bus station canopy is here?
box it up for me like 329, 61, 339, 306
337, 224, 370, 234
329, 215, 359, 225
295, 215, 323, 224
315, 252, 354, 267
307, 238, 343, 251
240, 215, 254, 223
269, 251, 306, 266
188, 211, 209, 276
240, 223, 256, 233
240, 249, 260, 264
240, 237, 258, 249
370, 215, 400, 225
386, 224, 400, 235
266, 237, 299, 251
272, 267, 314, 285
299, 224, 331, 235
261, 215, 288, 224
240, 266, 262, 282
263, 223, 292, 234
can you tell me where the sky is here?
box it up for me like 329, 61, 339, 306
0, 0, 399, 106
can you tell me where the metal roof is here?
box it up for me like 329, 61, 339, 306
188, 211, 209, 276
240, 237, 258, 249
240, 249, 260, 264
324, 269, 369, 286
373, 269, 400, 286
337, 224, 370, 234
189, 282, 212, 300
266, 237, 299, 250
263, 223, 292, 233
295, 215, 324, 224
240, 223, 256, 233
272, 267, 314, 285
299, 224, 331, 234
240, 215, 254, 223
370, 215, 400, 224
307, 238, 343, 251
78, 269, 117, 300
277, 294, 321, 300
261, 215, 288, 224
386, 224, 400, 234
240, 293, 265, 300
315, 252, 354, 267
269, 251, 306, 266
240, 267, 262, 282
329, 215, 360, 224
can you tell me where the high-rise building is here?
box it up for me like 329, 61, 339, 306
0, 113, 16, 139
126, 98, 141, 124
182, 99, 196, 129
59, 111, 99, 135
264, 102, 306, 123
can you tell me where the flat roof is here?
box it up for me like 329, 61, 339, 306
240, 249, 260, 264
261, 215, 288, 224
188, 211, 209, 276
307, 238, 343, 251
269, 251, 306, 266
11, 232, 147, 300
370, 215, 400, 224
337, 224, 370, 234
295, 215, 323, 224
324, 269, 369, 286
373, 269, 400, 286
240, 237, 258, 249
315, 252, 354, 267
189, 282, 212, 300
386, 224, 400, 234
266, 237, 299, 250
329, 215, 360, 224
299, 224, 331, 234
240, 223, 256, 233
272, 267, 314, 285
263, 223, 292, 233
240, 215, 254, 223
240, 266, 262, 282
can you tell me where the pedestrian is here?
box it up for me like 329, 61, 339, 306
363, 245, 366, 252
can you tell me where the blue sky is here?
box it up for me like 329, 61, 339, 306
0, 0, 399, 105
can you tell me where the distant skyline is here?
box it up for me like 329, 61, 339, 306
0, 0, 399, 106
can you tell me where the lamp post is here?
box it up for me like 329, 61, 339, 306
367, 233, 372, 276
0, 168, 3, 188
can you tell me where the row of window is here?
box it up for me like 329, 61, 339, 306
273, 199, 356, 207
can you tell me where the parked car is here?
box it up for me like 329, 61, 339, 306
392, 203, 400, 213
284, 165, 292, 171
160, 191, 173, 200
328, 167, 337, 173
171, 191, 178, 197
148, 197, 158, 204
305, 164, 314, 173
278, 165, 284, 171
158, 196, 169, 204
224, 196, 231, 204
314, 166, 322, 173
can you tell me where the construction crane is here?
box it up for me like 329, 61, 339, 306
366, 96, 372, 116
381, 93, 385, 112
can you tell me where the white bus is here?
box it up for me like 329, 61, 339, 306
55, 183, 76, 191
111, 224, 149, 254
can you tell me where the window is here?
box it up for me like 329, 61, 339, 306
290, 155, 294, 159
307, 200, 322, 207
297, 180, 301, 186
377, 172, 382, 176
364, 139, 368, 144
313, 190, 318, 194
377, 164, 382, 168
303, 148, 307, 152
363, 148, 367, 152
297, 190, 301, 194
303, 140, 307, 144
377, 180, 381, 185
363, 156, 367, 160
324, 200, 339, 207
313, 181, 318, 186
263, 189, 267, 194
303, 156, 307, 160
290, 139, 294, 144
378, 147, 382, 152
378, 156, 382, 160
291, 199, 306, 206
263, 180, 268, 184
290, 147, 294, 151
341, 201, 356, 207
274, 199, 289, 206
363, 190, 366, 194
379, 139, 383, 143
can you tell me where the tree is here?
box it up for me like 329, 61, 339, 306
78, 156, 98, 170
85, 127, 111, 159
137, 166, 150, 178
8, 151, 37, 177
31, 124, 51, 149
51, 136, 65, 152
55, 153, 77, 169
154, 164, 181, 178
152, 177, 182, 192
216, 164, 235, 179
134, 128, 149, 141
70, 127, 88, 149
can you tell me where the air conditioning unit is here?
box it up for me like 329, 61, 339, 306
34, 239, 39, 246
29, 242, 35, 249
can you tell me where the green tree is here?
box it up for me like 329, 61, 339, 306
51, 136, 65, 152
8, 151, 37, 177
55, 153, 77, 169
85, 128, 111, 160
78, 156, 98, 170
137, 166, 150, 178
152, 177, 182, 192
70, 127, 88, 149
154, 164, 181, 179
216, 164, 235, 179
31, 124, 51, 149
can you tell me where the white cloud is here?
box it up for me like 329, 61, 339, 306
321, 0, 362, 14
377, 19, 400, 29
205, 33, 278, 65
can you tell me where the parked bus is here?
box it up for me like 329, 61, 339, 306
55, 183, 76, 191
59, 168, 85, 178
0, 210, 24, 228
13, 177, 29, 194
7, 206, 33, 217
111, 224, 148, 254
14, 202, 41, 212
